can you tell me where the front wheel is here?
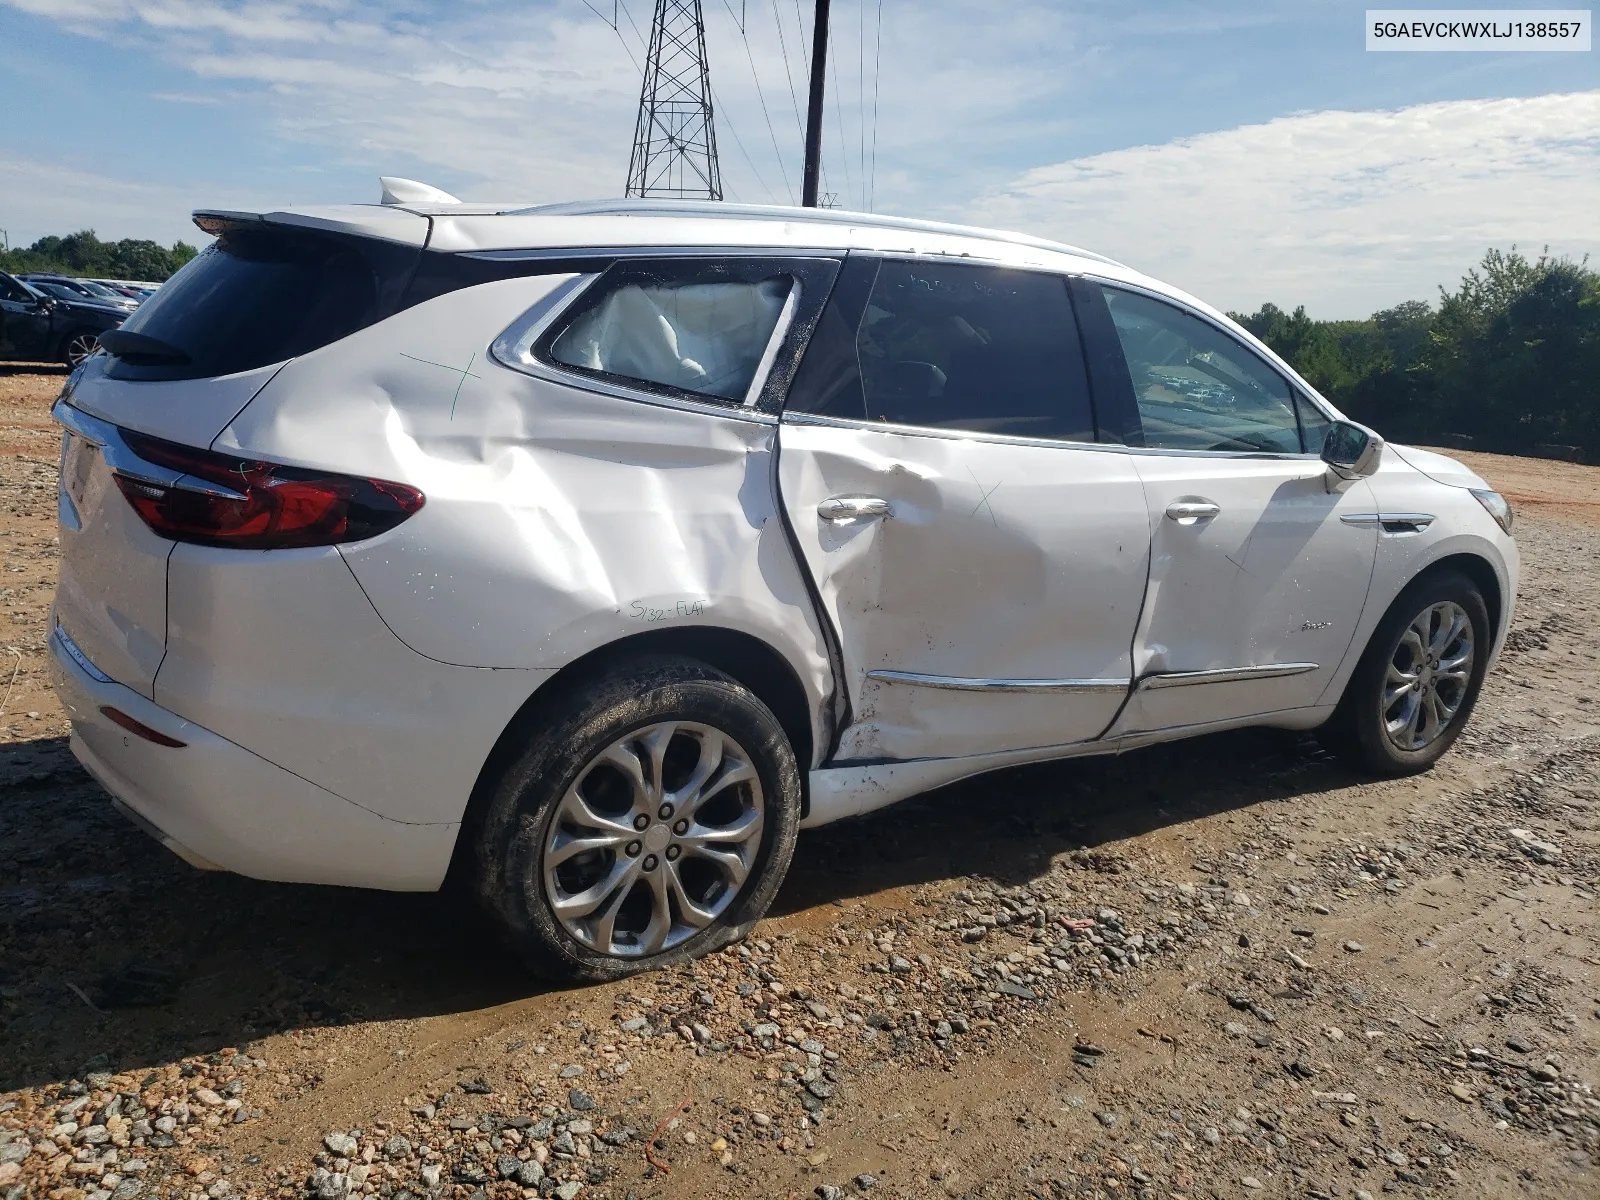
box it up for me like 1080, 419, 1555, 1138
1324, 571, 1491, 775
473, 655, 802, 981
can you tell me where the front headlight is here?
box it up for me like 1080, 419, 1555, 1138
1471, 488, 1513, 534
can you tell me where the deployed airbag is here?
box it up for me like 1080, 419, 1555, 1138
550, 278, 787, 400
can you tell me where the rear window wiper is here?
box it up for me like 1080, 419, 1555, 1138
98, 329, 191, 365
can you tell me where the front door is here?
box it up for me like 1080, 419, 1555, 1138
777, 257, 1150, 762
1078, 280, 1379, 733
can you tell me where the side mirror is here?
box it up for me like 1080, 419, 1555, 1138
1322, 420, 1383, 480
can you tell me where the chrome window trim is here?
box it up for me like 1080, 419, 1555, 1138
781, 408, 1122, 453
1121, 445, 1318, 462
1136, 662, 1318, 691
866, 670, 1131, 695
52, 399, 247, 500
784, 408, 1313, 461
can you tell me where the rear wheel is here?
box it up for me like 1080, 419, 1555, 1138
60, 328, 101, 366
1324, 572, 1490, 774
473, 655, 802, 980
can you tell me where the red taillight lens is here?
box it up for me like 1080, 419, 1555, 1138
113, 429, 424, 550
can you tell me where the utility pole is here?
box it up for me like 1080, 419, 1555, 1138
801, 0, 832, 207
626, 0, 723, 200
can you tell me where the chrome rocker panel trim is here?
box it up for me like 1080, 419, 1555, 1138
1136, 662, 1319, 690
865, 670, 1132, 695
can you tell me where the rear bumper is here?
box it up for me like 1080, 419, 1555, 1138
49, 620, 459, 891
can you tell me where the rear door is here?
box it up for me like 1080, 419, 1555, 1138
1073, 280, 1378, 734
777, 257, 1150, 762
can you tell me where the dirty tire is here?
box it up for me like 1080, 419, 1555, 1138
474, 654, 802, 981
1323, 571, 1491, 776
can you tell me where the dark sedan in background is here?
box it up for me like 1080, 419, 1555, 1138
0, 271, 126, 366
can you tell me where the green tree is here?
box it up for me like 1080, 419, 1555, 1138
0, 228, 200, 281
1235, 248, 1599, 458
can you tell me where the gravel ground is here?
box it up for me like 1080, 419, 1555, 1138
1, 368, 1596, 1200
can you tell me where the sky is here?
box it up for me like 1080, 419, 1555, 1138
1, 0, 1596, 317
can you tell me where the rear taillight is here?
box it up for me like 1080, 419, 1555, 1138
112, 429, 424, 550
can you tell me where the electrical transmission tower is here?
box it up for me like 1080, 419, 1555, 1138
626, 0, 723, 200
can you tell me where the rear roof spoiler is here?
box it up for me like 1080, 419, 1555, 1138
191, 205, 432, 247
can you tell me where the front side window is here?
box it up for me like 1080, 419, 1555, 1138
1296, 392, 1333, 454
788, 258, 1095, 442
549, 273, 789, 402
1100, 285, 1303, 454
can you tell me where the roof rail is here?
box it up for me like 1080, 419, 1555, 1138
497, 198, 1121, 266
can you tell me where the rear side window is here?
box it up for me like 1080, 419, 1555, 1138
786, 258, 1095, 443
536, 258, 840, 409
550, 276, 789, 402
107, 225, 418, 381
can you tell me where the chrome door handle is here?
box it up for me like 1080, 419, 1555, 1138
1165, 499, 1221, 523
818, 495, 891, 522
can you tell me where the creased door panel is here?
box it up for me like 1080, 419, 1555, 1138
778, 419, 1148, 760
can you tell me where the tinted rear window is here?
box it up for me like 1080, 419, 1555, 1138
108, 226, 419, 381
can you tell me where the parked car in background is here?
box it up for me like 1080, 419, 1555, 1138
21, 275, 141, 313
0, 270, 125, 365
92, 279, 161, 300
48, 188, 1517, 982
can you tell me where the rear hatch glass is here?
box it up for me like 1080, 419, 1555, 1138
105, 224, 420, 381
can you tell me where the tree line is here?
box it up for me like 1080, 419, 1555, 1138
0, 229, 199, 283
1230, 248, 1600, 459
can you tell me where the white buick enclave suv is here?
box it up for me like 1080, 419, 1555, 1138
49, 189, 1517, 979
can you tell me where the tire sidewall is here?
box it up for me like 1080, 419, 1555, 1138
1347, 572, 1491, 773
476, 657, 801, 981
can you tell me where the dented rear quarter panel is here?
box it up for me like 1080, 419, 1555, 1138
214, 274, 837, 765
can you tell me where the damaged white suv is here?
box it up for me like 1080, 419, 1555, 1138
50, 190, 1517, 979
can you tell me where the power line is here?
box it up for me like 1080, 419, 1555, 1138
868, 0, 882, 210
857, 0, 865, 207
769, 0, 808, 147
826, 21, 854, 208
715, 0, 793, 202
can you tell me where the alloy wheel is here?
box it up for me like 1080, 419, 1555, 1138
542, 720, 764, 958
65, 332, 100, 366
1382, 600, 1475, 751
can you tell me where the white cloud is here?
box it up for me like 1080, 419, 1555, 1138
969, 91, 1600, 318
0, 154, 245, 247
5, 1, 1597, 314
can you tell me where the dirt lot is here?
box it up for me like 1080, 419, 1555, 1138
2, 365, 1596, 1200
